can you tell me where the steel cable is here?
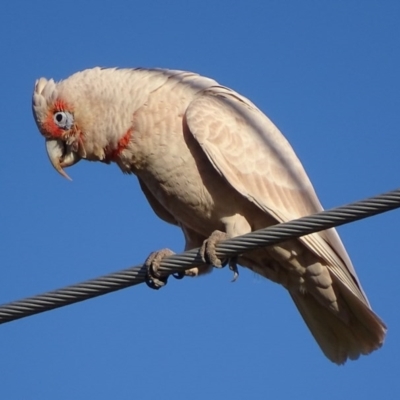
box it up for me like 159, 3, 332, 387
0, 187, 399, 325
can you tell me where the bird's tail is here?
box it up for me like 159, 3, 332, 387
289, 277, 386, 364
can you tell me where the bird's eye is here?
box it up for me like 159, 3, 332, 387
53, 111, 74, 130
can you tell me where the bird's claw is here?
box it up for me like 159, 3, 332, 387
144, 248, 175, 290
172, 271, 185, 280
200, 230, 228, 267
200, 230, 239, 282
229, 257, 239, 282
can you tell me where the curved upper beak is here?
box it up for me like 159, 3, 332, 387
45, 139, 81, 180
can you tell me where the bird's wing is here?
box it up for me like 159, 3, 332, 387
185, 85, 369, 304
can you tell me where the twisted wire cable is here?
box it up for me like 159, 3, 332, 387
1, 187, 399, 325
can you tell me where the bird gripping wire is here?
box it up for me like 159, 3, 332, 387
0, 187, 399, 325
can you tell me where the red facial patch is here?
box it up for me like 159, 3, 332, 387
104, 128, 133, 161
41, 99, 73, 138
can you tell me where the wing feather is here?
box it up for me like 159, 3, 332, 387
185, 86, 368, 304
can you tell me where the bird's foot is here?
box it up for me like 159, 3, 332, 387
144, 248, 183, 290
200, 230, 239, 282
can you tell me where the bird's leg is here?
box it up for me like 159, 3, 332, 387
200, 230, 239, 282
144, 248, 182, 290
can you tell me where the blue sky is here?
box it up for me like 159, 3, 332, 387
1, 1, 399, 398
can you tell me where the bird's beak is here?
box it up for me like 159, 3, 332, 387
45, 139, 81, 181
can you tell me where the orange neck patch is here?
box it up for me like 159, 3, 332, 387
104, 128, 133, 161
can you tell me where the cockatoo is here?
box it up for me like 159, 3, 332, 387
32, 67, 386, 364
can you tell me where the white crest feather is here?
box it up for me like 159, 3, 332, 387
32, 78, 58, 122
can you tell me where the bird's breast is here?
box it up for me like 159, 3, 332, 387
122, 82, 270, 237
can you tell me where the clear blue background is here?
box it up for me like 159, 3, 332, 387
1, 1, 399, 398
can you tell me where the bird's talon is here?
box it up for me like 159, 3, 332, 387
231, 270, 239, 282
145, 262, 168, 290
144, 248, 175, 290
200, 230, 230, 267
220, 258, 229, 268
229, 257, 239, 282
145, 274, 168, 290
172, 272, 185, 280
200, 230, 239, 280
212, 259, 228, 269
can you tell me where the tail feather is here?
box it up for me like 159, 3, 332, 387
290, 282, 386, 364
240, 247, 386, 364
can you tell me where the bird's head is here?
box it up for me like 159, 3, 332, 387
32, 68, 138, 180
32, 77, 86, 180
